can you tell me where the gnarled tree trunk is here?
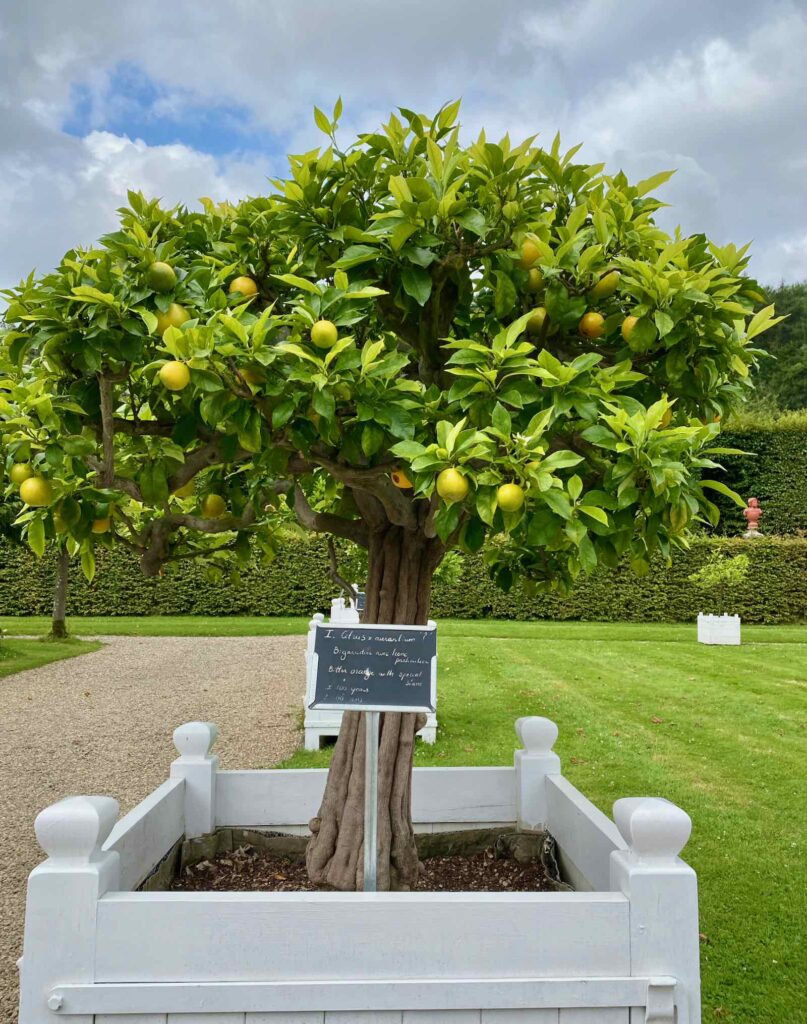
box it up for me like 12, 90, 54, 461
306, 524, 444, 890
50, 548, 69, 639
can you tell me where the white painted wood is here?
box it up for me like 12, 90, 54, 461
169, 722, 219, 838
47, 976, 674, 1016
215, 767, 515, 828
559, 1011, 627, 1023
329, 598, 360, 623
402, 1013, 479, 1023
96, 1016, 167, 1023
18, 796, 120, 1024
545, 776, 626, 892
93, 893, 629, 984
104, 778, 185, 891
304, 709, 437, 749
482, 1012, 558, 1023
514, 717, 561, 830
611, 799, 700, 1024
696, 612, 741, 645
167, 1016, 243, 1023
247, 1015, 324, 1023
327, 1014, 401, 1023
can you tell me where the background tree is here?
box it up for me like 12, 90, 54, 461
749, 281, 807, 410
0, 102, 780, 889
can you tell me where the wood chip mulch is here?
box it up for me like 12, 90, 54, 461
171, 844, 554, 892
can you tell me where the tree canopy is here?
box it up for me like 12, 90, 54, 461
1, 100, 780, 596
750, 281, 807, 410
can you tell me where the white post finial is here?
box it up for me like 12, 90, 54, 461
34, 795, 119, 864
514, 716, 561, 831
614, 797, 692, 864
171, 721, 219, 838
611, 797, 701, 1024
172, 721, 218, 761
20, 797, 121, 1023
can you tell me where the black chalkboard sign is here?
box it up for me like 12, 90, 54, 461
307, 622, 436, 712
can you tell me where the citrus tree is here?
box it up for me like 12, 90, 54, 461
1, 101, 780, 889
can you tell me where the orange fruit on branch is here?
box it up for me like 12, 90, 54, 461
579, 311, 605, 339
19, 477, 53, 507
159, 361, 190, 391
436, 468, 469, 503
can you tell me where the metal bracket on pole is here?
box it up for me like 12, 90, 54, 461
363, 710, 380, 892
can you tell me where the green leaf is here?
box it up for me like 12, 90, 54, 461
272, 397, 296, 429
654, 310, 675, 338
494, 273, 517, 319
579, 505, 609, 526
542, 488, 572, 519
81, 545, 96, 582
567, 475, 583, 501
314, 107, 332, 134
28, 517, 45, 557
271, 273, 321, 295
634, 169, 675, 197
491, 402, 511, 436
312, 388, 335, 421
700, 479, 746, 507
332, 245, 380, 270
578, 533, 597, 572
401, 266, 432, 306
454, 209, 486, 237
541, 450, 584, 471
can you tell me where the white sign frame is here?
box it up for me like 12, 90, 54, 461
306, 620, 437, 714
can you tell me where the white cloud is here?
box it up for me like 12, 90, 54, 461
0, 0, 805, 285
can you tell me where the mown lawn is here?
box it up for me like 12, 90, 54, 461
0, 637, 102, 679
281, 622, 806, 1024
1, 615, 804, 1020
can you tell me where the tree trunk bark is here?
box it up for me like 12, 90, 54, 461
50, 548, 69, 639
306, 525, 443, 890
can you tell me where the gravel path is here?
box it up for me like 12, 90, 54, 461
0, 634, 307, 1024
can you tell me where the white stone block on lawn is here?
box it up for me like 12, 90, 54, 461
18, 716, 701, 1023
697, 613, 741, 645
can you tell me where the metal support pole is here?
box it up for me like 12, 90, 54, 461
363, 710, 380, 892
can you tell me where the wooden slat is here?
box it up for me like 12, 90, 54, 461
216, 767, 515, 828
102, 778, 185, 891
544, 776, 625, 892
559, 1011, 628, 1023
482, 1012, 558, 1023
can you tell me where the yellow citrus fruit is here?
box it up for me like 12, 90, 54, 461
590, 270, 620, 300
9, 463, 33, 485
525, 268, 543, 293
436, 468, 469, 503
52, 512, 68, 534
228, 276, 258, 297
146, 261, 177, 293
497, 483, 525, 513
669, 504, 690, 532
155, 303, 191, 336
201, 493, 227, 518
391, 469, 413, 489
660, 408, 673, 428
579, 311, 605, 339
310, 320, 338, 349
91, 517, 111, 534
519, 239, 541, 269
621, 315, 639, 344
527, 307, 547, 334
173, 480, 195, 498
159, 361, 190, 391
19, 477, 53, 507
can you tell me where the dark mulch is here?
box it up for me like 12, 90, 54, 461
170, 844, 555, 892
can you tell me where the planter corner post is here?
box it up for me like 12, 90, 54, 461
170, 721, 219, 839
514, 715, 561, 831
611, 797, 701, 1024
19, 795, 120, 1024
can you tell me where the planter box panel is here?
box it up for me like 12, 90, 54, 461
94, 892, 630, 984
545, 777, 625, 892
216, 767, 516, 829
103, 778, 185, 891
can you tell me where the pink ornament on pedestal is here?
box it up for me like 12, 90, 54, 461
742, 497, 763, 538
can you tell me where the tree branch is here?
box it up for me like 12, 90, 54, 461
292, 484, 368, 546
327, 536, 359, 602
86, 457, 143, 502
97, 374, 116, 487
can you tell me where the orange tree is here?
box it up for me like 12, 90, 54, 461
0, 102, 780, 889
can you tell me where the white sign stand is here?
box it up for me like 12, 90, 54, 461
363, 710, 380, 891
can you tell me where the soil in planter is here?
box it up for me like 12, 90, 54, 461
170, 843, 557, 893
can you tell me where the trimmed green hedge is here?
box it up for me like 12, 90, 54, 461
716, 421, 807, 537
1, 537, 804, 624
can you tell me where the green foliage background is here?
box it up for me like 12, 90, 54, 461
750, 281, 807, 409
1, 535, 803, 624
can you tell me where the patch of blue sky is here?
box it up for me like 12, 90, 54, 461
62, 61, 280, 160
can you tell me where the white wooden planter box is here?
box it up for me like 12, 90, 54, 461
697, 613, 741, 645
304, 611, 438, 749
19, 717, 701, 1024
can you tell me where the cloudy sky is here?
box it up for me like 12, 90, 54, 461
1, 0, 805, 288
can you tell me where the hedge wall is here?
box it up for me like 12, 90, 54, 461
1, 536, 804, 624
715, 420, 807, 536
